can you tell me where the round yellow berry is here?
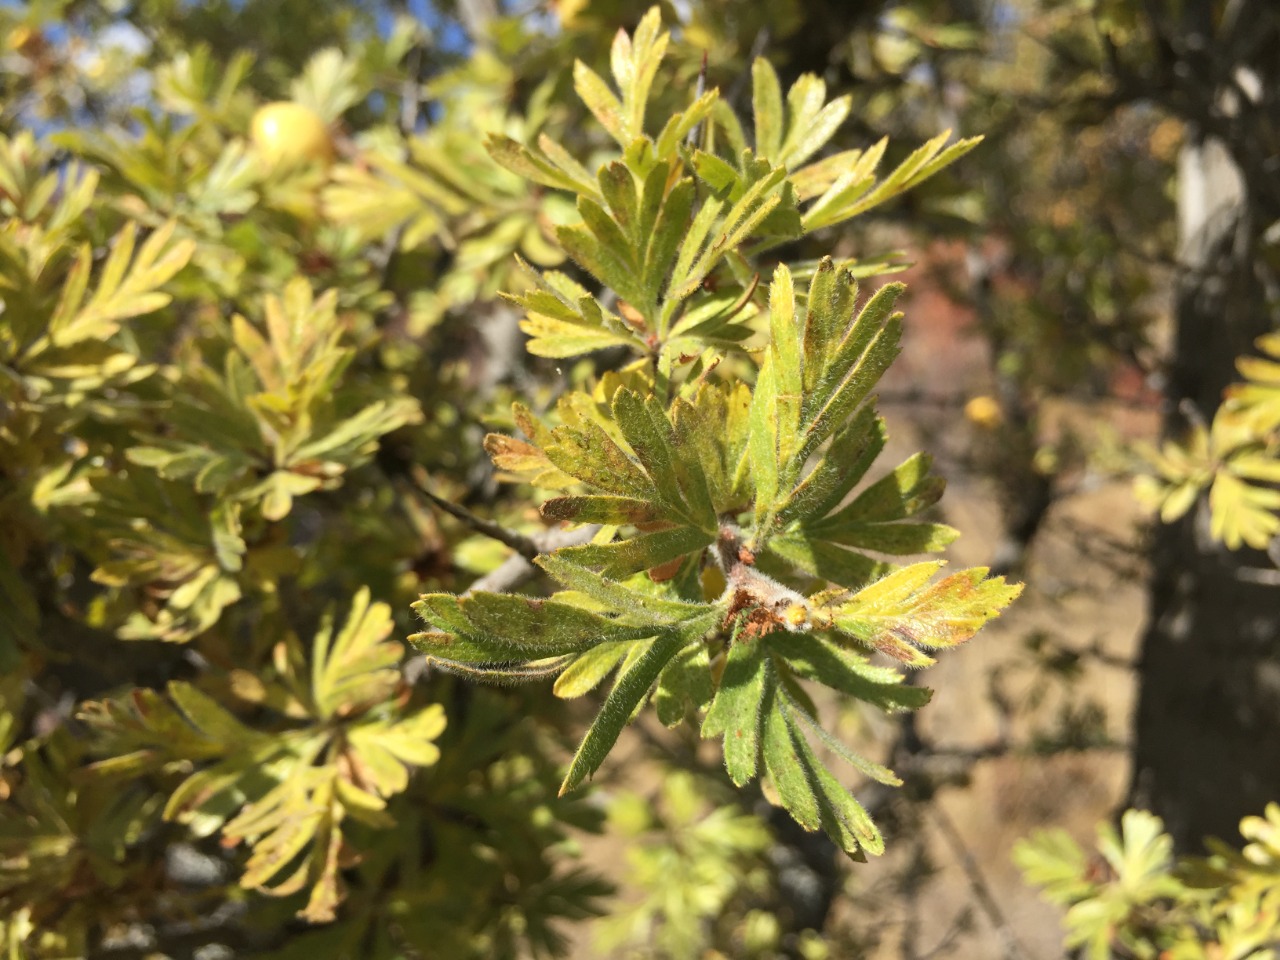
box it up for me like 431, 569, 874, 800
964, 395, 1003, 429
250, 102, 335, 168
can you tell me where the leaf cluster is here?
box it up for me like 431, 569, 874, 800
591, 771, 775, 959
1017, 805, 1280, 960
488, 8, 977, 373
0, 15, 615, 951
414, 7, 1018, 859
78, 590, 446, 922
1136, 332, 1280, 551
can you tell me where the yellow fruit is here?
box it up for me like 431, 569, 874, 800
964, 395, 1003, 429
250, 102, 334, 168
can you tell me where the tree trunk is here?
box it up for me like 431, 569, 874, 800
1127, 128, 1280, 851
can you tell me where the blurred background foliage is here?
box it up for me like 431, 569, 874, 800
0, 0, 1276, 957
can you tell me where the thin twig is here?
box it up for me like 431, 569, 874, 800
463, 524, 600, 596
686, 50, 708, 147
901, 831, 926, 960
399, 43, 423, 135
928, 802, 1033, 960
409, 465, 539, 559
919, 908, 975, 960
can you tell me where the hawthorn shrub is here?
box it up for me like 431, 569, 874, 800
4, 2, 1273, 958
409, 9, 1020, 853
0, 5, 1027, 952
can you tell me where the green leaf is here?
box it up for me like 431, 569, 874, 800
540, 494, 663, 526
536, 553, 711, 623
609, 5, 667, 143
613, 388, 716, 530
777, 682, 899, 786
767, 533, 887, 590
780, 77, 851, 169
311, 588, 401, 719
573, 60, 626, 145
654, 89, 719, 160
803, 453, 959, 555
799, 279, 905, 459
788, 714, 884, 856
611, 388, 687, 513
720, 160, 796, 250
1209, 469, 1280, 550
799, 140, 886, 232
670, 381, 753, 512
693, 150, 739, 195
702, 638, 767, 786
767, 265, 804, 465
654, 642, 712, 726
374, 704, 447, 768
642, 175, 695, 307
760, 675, 820, 830
791, 148, 871, 202
553, 641, 633, 698
49, 220, 195, 348
751, 60, 785, 163
1014, 828, 1095, 905
413, 591, 658, 661
1098, 809, 1179, 899
748, 355, 781, 525
485, 133, 600, 198
544, 419, 656, 500
599, 161, 639, 244
79, 684, 248, 768
287, 397, 421, 464
814, 521, 959, 556
506, 270, 639, 359
672, 154, 796, 302
776, 633, 930, 713
778, 404, 885, 525
558, 218, 646, 308
560, 629, 689, 795
800, 258, 853, 386
1227, 331, 1280, 431
556, 525, 716, 580
666, 195, 724, 303
168, 681, 264, 747
801, 132, 982, 232
829, 453, 944, 523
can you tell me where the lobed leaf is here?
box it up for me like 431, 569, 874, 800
774, 632, 931, 713
613, 388, 717, 530
760, 677, 820, 830
553, 641, 633, 698
536, 553, 711, 623
311, 587, 402, 719
654, 642, 712, 726
485, 132, 600, 198
413, 591, 658, 661
560, 629, 690, 795
702, 638, 768, 787
556, 525, 716, 581
824, 562, 1022, 666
